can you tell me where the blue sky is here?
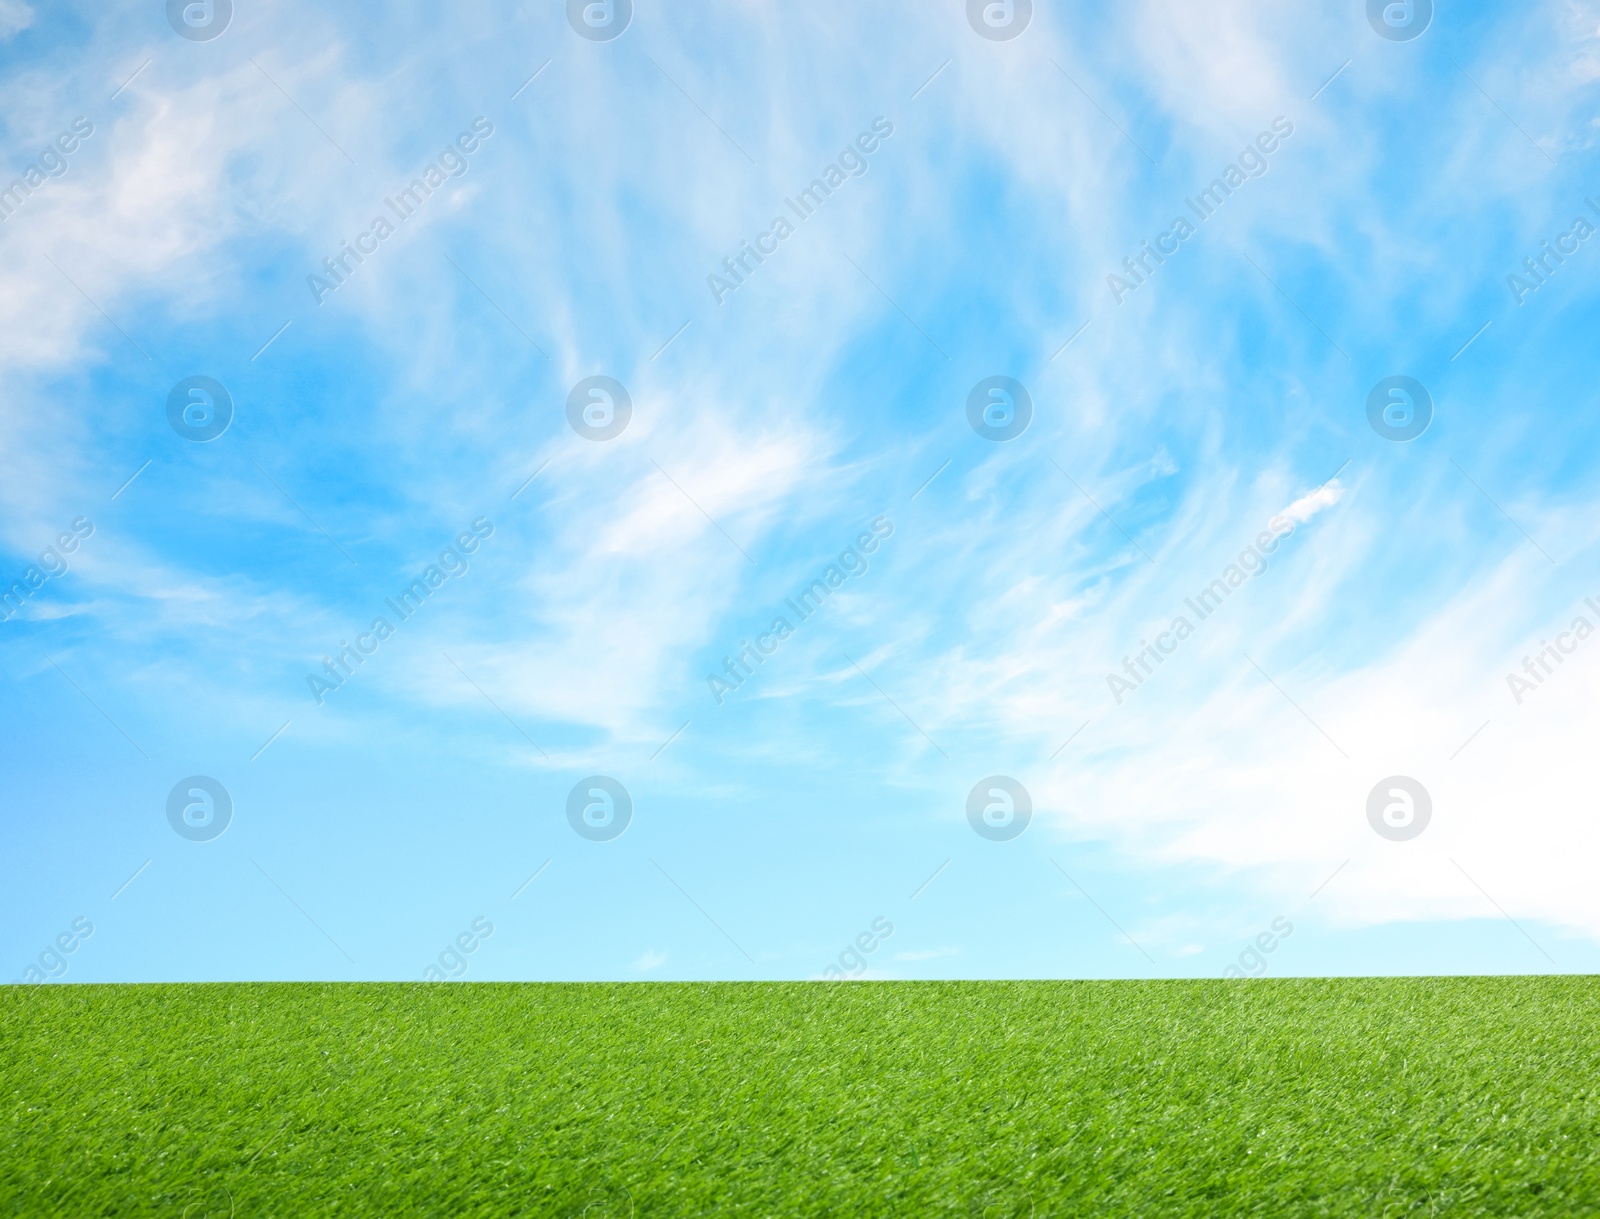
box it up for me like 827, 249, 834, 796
5, 0, 1600, 984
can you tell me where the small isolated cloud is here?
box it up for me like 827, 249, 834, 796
893, 947, 960, 961
1281, 479, 1344, 524
0, 1, 33, 39
1176, 944, 1205, 956
1280, 476, 1344, 524
632, 949, 666, 972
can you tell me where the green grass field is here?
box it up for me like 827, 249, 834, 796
4, 979, 1599, 1216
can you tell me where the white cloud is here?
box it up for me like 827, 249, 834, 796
1281, 478, 1343, 524
1034, 536, 1600, 945
0, 1, 32, 40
